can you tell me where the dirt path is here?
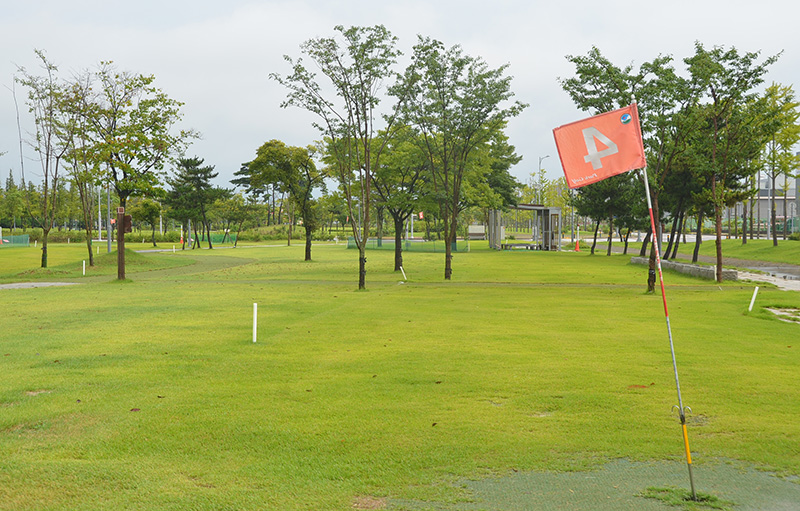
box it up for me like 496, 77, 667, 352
0, 282, 79, 290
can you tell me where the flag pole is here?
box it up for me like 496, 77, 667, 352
641, 164, 697, 501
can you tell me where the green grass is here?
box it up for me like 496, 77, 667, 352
638, 486, 735, 510
665, 237, 800, 266
1, 242, 798, 510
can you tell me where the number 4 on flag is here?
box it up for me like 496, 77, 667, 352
553, 103, 647, 189
582, 127, 619, 170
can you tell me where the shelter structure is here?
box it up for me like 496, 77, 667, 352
488, 204, 562, 251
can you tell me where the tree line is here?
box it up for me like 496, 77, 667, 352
559, 43, 799, 284
4, 35, 797, 288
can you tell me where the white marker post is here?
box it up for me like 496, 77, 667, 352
749, 286, 760, 312
83, 260, 86, 276
253, 303, 258, 343
400, 266, 407, 281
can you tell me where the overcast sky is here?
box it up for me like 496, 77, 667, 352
2, 0, 798, 190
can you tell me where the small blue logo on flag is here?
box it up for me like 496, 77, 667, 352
620, 113, 632, 125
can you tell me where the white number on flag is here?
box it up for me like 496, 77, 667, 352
582, 127, 619, 170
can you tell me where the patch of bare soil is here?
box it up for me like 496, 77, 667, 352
25, 389, 52, 396
352, 495, 387, 509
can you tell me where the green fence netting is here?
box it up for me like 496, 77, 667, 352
346, 237, 469, 253
0, 235, 30, 247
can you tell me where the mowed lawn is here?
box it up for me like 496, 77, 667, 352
1, 242, 798, 510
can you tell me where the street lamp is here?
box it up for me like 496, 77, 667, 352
537, 155, 550, 204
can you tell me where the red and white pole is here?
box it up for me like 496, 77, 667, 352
641, 165, 697, 500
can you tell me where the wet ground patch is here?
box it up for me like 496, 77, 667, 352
391, 459, 800, 510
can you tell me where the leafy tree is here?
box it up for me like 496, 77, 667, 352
212, 193, 257, 248
60, 73, 101, 264
80, 62, 195, 209
760, 83, 800, 245
3, 171, 24, 230
574, 173, 639, 255
561, 46, 703, 290
166, 157, 226, 249
16, 50, 68, 267
246, 140, 325, 261
371, 126, 429, 271
128, 197, 162, 247
394, 36, 526, 279
686, 43, 779, 281
271, 25, 404, 289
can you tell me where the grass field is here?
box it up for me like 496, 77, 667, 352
1, 242, 798, 510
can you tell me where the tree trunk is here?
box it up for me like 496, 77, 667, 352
234, 220, 244, 248
639, 229, 651, 257
358, 246, 366, 290
444, 216, 456, 280
668, 210, 685, 260
664, 212, 679, 260
590, 219, 599, 255
302, 227, 311, 261
771, 174, 778, 247
606, 216, 613, 256
202, 207, 213, 249
41, 231, 49, 268
647, 239, 656, 293
692, 210, 703, 264
393, 214, 404, 272
715, 207, 723, 283
783, 190, 788, 240
77, 182, 95, 266
742, 201, 748, 245
622, 228, 631, 255
151, 225, 157, 247
783, 191, 788, 240
193, 224, 200, 249
376, 207, 384, 247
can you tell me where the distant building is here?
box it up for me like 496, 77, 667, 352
724, 164, 799, 235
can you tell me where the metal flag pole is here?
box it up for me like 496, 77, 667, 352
641, 164, 697, 500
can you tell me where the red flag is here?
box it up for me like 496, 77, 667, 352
553, 103, 646, 189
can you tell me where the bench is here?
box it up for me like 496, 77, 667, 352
500, 243, 538, 250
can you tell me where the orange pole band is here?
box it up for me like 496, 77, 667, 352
682, 424, 693, 464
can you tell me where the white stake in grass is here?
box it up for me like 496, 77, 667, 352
83, 260, 86, 276
400, 266, 407, 281
749, 286, 760, 312
253, 303, 258, 343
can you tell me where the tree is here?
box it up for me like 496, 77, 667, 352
60, 73, 101, 265
561, 46, 703, 290
371, 126, 429, 271
394, 36, 526, 279
81, 62, 195, 209
247, 140, 325, 261
16, 50, 68, 268
574, 173, 639, 255
686, 43, 779, 281
760, 83, 800, 246
213, 193, 257, 248
3, 171, 24, 230
271, 25, 404, 289
129, 197, 162, 246
166, 157, 225, 249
